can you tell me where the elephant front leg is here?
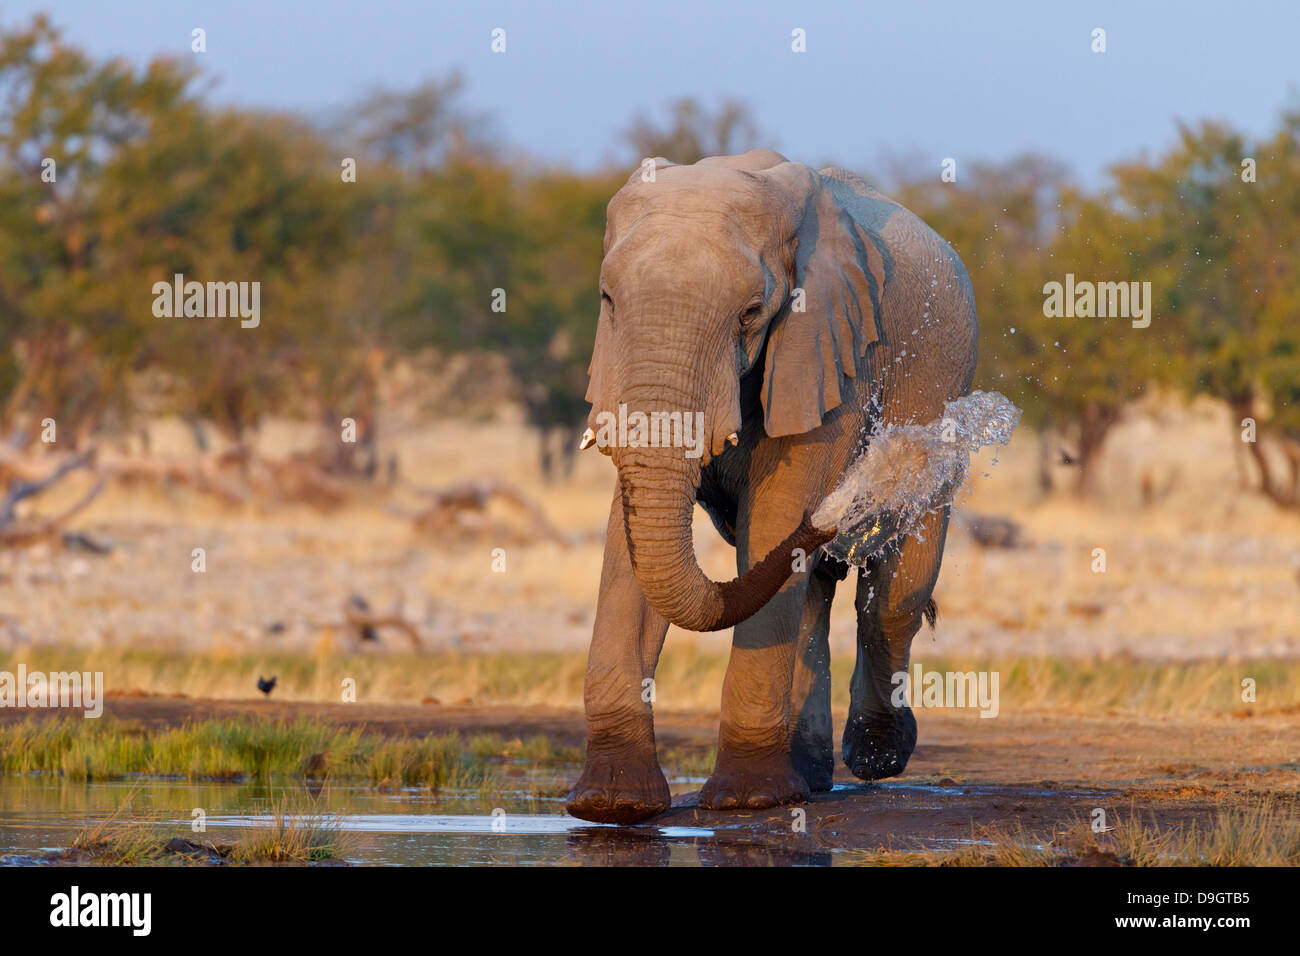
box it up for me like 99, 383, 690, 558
699, 512, 816, 811
844, 506, 950, 780
789, 558, 843, 792
566, 491, 672, 824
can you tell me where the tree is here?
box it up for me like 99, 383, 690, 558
624, 97, 763, 165
0, 15, 196, 445
1108, 115, 1300, 505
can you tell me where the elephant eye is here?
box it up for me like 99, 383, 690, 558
601, 289, 614, 317
740, 297, 764, 325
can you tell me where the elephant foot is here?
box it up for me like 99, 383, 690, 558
842, 706, 918, 781
566, 753, 671, 825
790, 738, 835, 792
699, 753, 810, 811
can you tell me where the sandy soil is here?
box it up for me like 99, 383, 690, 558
2, 397, 1298, 664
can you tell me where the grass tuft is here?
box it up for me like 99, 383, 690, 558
0, 716, 581, 786
65, 790, 357, 865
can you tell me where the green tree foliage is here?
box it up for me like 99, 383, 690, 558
1, 16, 1296, 503
897, 130, 1300, 498
0, 14, 196, 442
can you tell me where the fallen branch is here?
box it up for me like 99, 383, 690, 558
407, 479, 569, 545
0, 478, 105, 547
97, 452, 248, 505
0, 448, 95, 525
343, 594, 423, 650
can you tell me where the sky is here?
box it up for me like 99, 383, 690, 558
4, 0, 1296, 185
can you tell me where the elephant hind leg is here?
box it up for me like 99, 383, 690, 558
789, 557, 846, 792
843, 506, 950, 781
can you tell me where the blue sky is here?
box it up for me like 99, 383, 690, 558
5, 0, 1295, 184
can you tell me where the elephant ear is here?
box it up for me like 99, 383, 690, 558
760, 166, 890, 437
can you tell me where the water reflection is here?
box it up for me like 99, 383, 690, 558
0, 776, 844, 866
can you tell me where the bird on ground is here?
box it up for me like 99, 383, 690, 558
257, 676, 277, 696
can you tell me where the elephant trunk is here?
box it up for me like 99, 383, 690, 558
618, 446, 837, 632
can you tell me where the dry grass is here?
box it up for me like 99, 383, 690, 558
9, 642, 1299, 716
67, 789, 357, 865
225, 793, 358, 864
4, 402, 1300, 667
1173, 800, 1300, 865
850, 798, 1300, 866
69, 791, 172, 865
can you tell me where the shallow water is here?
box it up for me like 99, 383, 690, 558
0, 775, 1018, 866
0, 774, 817, 866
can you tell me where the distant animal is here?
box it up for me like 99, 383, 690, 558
256, 676, 277, 696
346, 594, 380, 642
566, 150, 978, 825
962, 512, 1023, 549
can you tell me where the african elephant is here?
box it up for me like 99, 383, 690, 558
565, 149, 977, 824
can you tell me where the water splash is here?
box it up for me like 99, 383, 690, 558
812, 390, 1022, 566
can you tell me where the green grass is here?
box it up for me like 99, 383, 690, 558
0, 716, 582, 786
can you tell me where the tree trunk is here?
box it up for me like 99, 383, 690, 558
1074, 402, 1117, 498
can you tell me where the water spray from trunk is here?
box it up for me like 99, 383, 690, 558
811, 391, 1022, 566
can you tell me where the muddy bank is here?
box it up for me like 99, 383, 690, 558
3, 697, 1293, 860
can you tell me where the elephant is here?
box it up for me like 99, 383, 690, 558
564, 149, 978, 825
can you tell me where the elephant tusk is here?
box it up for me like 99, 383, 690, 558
579, 428, 597, 451
726, 432, 739, 446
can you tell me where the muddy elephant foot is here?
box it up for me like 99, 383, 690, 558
566, 753, 671, 825
699, 753, 810, 811
843, 706, 918, 781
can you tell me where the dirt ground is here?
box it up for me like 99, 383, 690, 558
3, 397, 1300, 664
2, 399, 1299, 863
6, 696, 1293, 858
